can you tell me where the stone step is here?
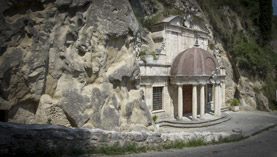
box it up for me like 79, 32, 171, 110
221, 107, 230, 112
157, 113, 231, 128
157, 113, 228, 125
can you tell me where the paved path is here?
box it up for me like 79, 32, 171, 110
127, 126, 277, 157
159, 111, 277, 136
84, 111, 277, 157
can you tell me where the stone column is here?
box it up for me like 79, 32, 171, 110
192, 84, 197, 120
220, 67, 226, 108
214, 83, 220, 116
145, 84, 152, 110
221, 81, 225, 108
211, 84, 215, 111
178, 84, 183, 119
200, 84, 205, 119
163, 85, 172, 115
218, 83, 222, 116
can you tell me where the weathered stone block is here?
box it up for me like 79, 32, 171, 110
60, 89, 90, 127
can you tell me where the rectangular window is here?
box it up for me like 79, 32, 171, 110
153, 87, 163, 111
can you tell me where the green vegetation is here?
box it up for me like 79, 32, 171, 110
139, 50, 157, 62
84, 144, 147, 155
252, 124, 276, 136
139, 50, 156, 56
263, 75, 277, 110
131, 0, 183, 28
152, 115, 158, 122
253, 87, 262, 94
161, 138, 207, 149
272, 16, 277, 39
47, 118, 52, 124
227, 98, 240, 106
259, 0, 273, 44
83, 138, 207, 155
198, 0, 277, 110
144, 6, 183, 28
228, 31, 274, 77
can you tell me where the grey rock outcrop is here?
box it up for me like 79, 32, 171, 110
256, 93, 270, 111
0, 0, 153, 131
35, 94, 71, 127
237, 77, 257, 110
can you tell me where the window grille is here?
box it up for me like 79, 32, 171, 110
207, 84, 213, 102
153, 87, 163, 111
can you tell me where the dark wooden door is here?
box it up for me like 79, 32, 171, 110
183, 85, 192, 114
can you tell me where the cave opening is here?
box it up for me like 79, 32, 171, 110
0, 110, 8, 122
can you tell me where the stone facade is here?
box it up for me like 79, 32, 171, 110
138, 16, 226, 120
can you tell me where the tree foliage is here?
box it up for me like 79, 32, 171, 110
259, 0, 273, 45
198, 0, 277, 109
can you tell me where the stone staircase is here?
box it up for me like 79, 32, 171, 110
157, 113, 231, 128
221, 107, 231, 112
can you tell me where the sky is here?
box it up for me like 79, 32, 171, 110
272, 0, 277, 15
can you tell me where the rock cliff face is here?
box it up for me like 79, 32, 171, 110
0, 0, 153, 130
0, 0, 272, 130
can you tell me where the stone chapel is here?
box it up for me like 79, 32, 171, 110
138, 15, 226, 121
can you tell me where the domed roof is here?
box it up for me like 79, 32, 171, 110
170, 48, 219, 76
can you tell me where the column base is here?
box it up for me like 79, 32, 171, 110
199, 116, 205, 120
176, 116, 184, 121
191, 117, 198, 121
214, 113, 221, 117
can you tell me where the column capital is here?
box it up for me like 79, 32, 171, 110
215, 82, 221, 86
176, 83, 183, 86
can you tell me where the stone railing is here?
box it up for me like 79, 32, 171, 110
0, 122, 240, 155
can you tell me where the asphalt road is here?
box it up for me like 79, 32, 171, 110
126, 126, 277, 157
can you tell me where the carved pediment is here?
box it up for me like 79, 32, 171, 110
162, 15, 209, 33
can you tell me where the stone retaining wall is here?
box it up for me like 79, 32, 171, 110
0, 122, 240, 155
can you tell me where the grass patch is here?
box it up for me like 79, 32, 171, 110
185, 138, 207, 147
162, 140, 187, 149
84, 144, 147, 155
252, 124, 276, 136
139, 50, 157, 62
158, 138, 207, 150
